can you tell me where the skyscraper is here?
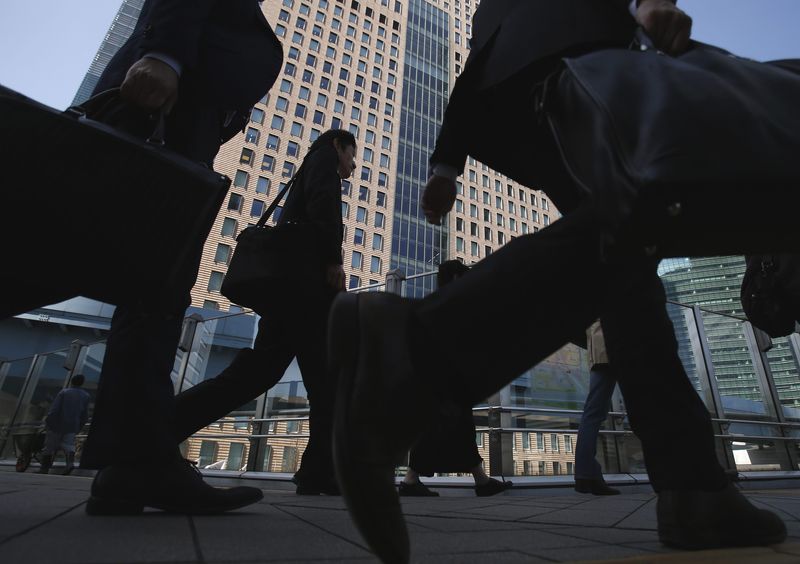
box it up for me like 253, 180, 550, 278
72, 0, 145, 106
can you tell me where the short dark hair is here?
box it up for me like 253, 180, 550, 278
70, 374, 85, 387
437, 260, 470, 287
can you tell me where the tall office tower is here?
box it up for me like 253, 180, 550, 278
72, 0, 145, 106
659, 256, 800, 411
200, 0, 555, 309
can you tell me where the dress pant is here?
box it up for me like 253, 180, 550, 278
414, 204, 728, 492
574, 366, 616, 480
173, 285, 338, 482
80, 95, 224, 469
409, 404, 482, 476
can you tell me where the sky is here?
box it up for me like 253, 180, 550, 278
0, 0, 798, 110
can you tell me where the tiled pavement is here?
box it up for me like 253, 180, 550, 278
2, 466, 800, 564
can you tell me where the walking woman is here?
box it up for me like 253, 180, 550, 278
174, 129, 356, 495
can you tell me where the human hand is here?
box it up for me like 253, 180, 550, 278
421, 175, 457, 225
636, 0, 692, 55
326, 264, 346, 291
120, 56, 179, 113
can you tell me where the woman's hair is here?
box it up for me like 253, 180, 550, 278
307, 129, 357, 158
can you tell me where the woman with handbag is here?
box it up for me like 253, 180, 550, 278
173, 129, 356, 495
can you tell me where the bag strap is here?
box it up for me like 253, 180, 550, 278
256, 164, 304, 228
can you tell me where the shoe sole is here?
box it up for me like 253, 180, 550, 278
329, 293, 410, 564
86, 490, 263, 516
658, 527, 787, 550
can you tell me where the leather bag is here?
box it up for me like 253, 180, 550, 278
543, 34, 800, 258
0, 86, 230, 318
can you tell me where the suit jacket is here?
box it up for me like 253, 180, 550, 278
94, 0, 282, 145
430, 0, 637, 210
278, 146, 344, 266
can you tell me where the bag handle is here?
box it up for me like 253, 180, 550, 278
631, 27, 657, 51
256, 164, 304, 228
66, 88, 167, 146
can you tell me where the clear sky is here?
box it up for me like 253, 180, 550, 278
0, 0, 798, 110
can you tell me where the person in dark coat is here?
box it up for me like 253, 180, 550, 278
38, 374, 90, 475
327, 1, 786, 561
77, 0, 284, 515
173, 129, 355, 495
399, 260, 511, 497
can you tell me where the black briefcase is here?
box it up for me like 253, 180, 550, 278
544, 35, 800, 257
0, 85, 230, 318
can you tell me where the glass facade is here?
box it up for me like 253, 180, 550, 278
72, 0, 145, 106
390, 0, 450, 297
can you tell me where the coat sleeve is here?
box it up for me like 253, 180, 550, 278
45, 391, 63, 430
302, 149, 344, 265
429, 76, 474, 175
141, 0, 217, 70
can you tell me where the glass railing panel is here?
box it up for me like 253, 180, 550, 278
249, 417, 310, 473
0, 357, 37, 457
507, 344, 592, 411
700, 311, 769, 417
182, 416, 259, 471
765, 335, 800, 419
10, 350, 70, 432
665, 302, 716, 409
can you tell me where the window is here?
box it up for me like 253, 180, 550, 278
290, 122, 304, 137
376, 191, 386, 207
279, 79, 292, 94
276, 96, 289, 112
198, 441, 217, 467
360, 167, 371, 182
286, 141, 300, 158
372, 233, 383, 251
313, 110, 325, 126
354, 227, 365, 245
233, 170, 249, 188
250, 108, 265, 124
456, 217, 464, 232
471, 241, 479, 257
261, 155, 275, 171
245, 127, 260, 144
271, 115, 285, 131
370, 256, 381, 274
536, 433, 544, 450
299, 86, 311, 100
551, 433, 559, 453
227, 193, 243, 212
374, 212, 385, 228
522, 432, 531, 450
356, 206, 367, 223
341, 179, 352, 196
282, 161, 296, 178
358, 186, 369, 201
250, 199, 265, 217
202, 300, 219, 311
553, 461, 561, 475
565, 435, 573, 453
284, 62, 297, 77
256, 176, 270, 194
484, 226, 492, 241
266, 134, 280, 151
349, 275, 361, 289
240, 148, 254, 166
567, 462, 574, 475
302, 69, 314, 84
523, 460, 534, 476
221, 217, 238, 237
281, 446, 298, 472
227, 443, 245, 471
214, 243, 231, 264
351, 250, 363, 269
207, 271, 224, 293
341, 201, 350, 218
456, 237, 465, 252
538, 461, 546, 475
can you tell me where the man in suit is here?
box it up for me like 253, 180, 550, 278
77, 0, 284, 515
328, 1, 787, 562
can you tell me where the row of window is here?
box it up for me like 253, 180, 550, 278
521, 460, 575, 476
458, 176, 549, 210
517, 432, 574, 454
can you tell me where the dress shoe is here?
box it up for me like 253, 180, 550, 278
294, 477, 341, 496
475, 478, 513, 497
657, 483, 786, 549
329, 293, 439, 564
86, 458, 263, 515
575, 478, 620, 496
398, 481, 439, 497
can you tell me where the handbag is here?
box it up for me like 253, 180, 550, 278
0, 86, 230, 319
543, 32, 800, 258
741, 255, 800, 338
221, 168, 324, 311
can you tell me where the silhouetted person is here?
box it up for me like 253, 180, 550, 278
574, 321, 620, 496
399, 260, 512, 497
174, 129, 355, 495
76, 0, 284, 515
327, 1, 787, 562
39, 374, 90, 475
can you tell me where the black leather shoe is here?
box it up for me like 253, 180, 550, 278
657, 483, 787, 549
475, 478, 513, 497
398, 481, 439, 497
86, 458, 263, 515
575, 478, 620, 496
329, 293, 438, 564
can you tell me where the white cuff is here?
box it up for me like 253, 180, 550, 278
145, 52, 182, 77
431, 163, 459, 181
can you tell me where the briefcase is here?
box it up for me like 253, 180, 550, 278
544, 36, 800, 257
0, 85, 230, 318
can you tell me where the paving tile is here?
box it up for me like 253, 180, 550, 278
521, 508, 634, 527
0, 486, 88, 540
193, 502, 372, 562
405, 515, 546, 533
590, 546, 796, 563
530, 543, 648, 561
0, 511, 196, 563
410, 528, 597, 555
411, 550, 550, 563
612, 498, 659, 530
545, 525, 661, 545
